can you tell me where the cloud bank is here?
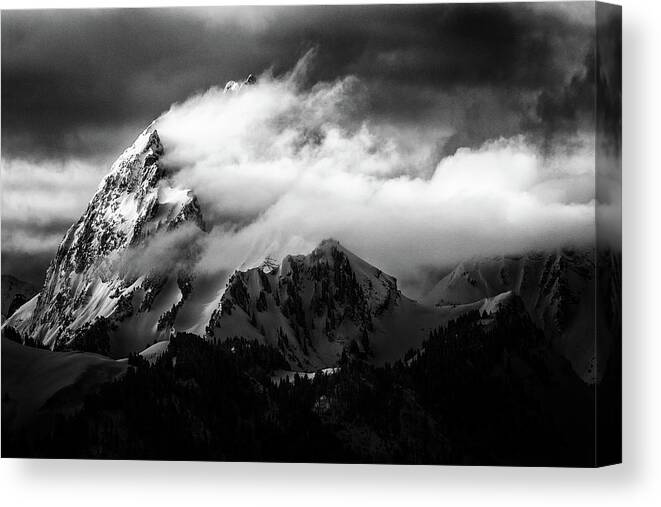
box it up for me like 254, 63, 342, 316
154, 55, 597, 297
4, 3, 616, 286
1, 158, 108, 283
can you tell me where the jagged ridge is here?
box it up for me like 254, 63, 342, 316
6, 127, 206, 356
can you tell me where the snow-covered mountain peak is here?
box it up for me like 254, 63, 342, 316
421, 249, 611, 383
311, 238, 346, 258
313, 239, 397, 290
206, 240, 405, 369
5, 124, 205, 354
103, 126, 164, 188
127, 125, 162, 159
223, 73, 258, 93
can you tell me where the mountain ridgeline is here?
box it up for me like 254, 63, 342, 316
1, 116, 621, 465
3, 124, 618, 386
1, 123, 473, 370
207, 239, 402, 370
423, 250, 621, 383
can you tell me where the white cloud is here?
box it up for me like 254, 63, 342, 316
152, 59, 598, 297
1, 157, 106, 254
1, 53, 608, 298
0, 229, 64, 255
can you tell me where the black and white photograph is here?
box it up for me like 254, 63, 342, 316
1, 1, 621, 467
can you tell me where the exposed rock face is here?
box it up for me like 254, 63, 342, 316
5, 126, 205, 356
207, 239, 403, 370
206, 239, 484, 371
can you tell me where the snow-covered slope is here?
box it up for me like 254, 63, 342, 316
2, 115, 465, 367
207, 239, 464, 370
4, 126, 205, 356
1, 275, 38, 322
1, 337, 127, 431
422, 250, 607, 382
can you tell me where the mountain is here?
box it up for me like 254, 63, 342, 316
2, 75, 264, 358
207, 239, 467, 370
223, 73, 257, 93
2, 124, 467, 368
1, 275, 38, 322
5, 126, 206, 357
3, 116, 612, 379
422, 249, 616, 383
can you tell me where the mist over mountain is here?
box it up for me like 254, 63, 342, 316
153, 53, 599, 299
3, 3, 617, 287
3, 59, 616, 382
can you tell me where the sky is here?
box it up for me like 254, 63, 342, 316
1, 3, 621, 295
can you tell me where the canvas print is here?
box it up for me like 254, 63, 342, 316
1, 2, 621, 466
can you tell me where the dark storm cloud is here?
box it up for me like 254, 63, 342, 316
2, 3, 595, 159
1, 3, 601, 284
1, 8, 274, 159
